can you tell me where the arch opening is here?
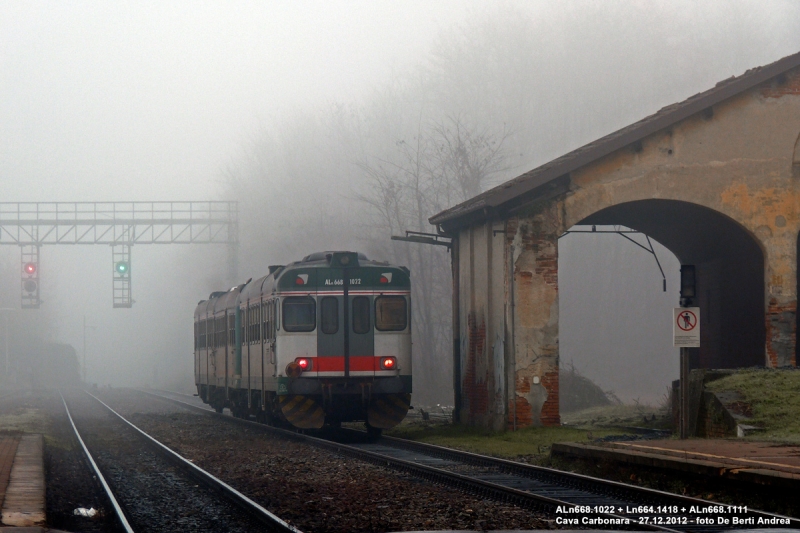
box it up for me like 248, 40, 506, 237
575, 199, 765, 372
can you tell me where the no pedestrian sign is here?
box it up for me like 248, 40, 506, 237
674, 307, 700, 347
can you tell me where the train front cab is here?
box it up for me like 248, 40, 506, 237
275, 258, 412, 432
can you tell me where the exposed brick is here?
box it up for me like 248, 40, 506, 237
462, 312, 489, 422
760, 69, 800, 98
766, 300, 796, 367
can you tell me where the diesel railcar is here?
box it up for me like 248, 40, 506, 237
194, 251, 412, 433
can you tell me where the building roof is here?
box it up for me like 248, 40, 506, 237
429, 50, 800, 231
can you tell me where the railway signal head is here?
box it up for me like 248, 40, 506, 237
23, 280, 37, 293
23, 262, 37, 275
115, 261, 130, 276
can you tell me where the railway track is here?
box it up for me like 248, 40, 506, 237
142, 388, 800, 532
61, 389, 300, 533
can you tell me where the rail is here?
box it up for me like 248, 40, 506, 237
60, 391, 135, 533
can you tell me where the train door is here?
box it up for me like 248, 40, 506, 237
226, 312, 234, 398
246, 303, 252, 403
349, 293, 375, 369
210, 315, 217, 385
317, 292, 344, 374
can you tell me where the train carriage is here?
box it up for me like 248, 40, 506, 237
194, 251, 412, 433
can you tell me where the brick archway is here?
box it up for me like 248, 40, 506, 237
578, 199, 766, 369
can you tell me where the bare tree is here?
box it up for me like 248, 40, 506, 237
354, 116, 510, 405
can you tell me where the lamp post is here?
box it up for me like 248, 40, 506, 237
83, 315, 96, 384
0, 309, 14, 384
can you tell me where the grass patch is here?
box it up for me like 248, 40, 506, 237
705, 368, 800, 442
561, 403, 670, 430
0, 408, 48, 434
387, 420, 627, 463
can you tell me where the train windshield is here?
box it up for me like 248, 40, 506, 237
375, 296, 407, 331
283, 297, 316, 332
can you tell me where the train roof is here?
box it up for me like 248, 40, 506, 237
195, 252, 411, 314
194, 284, 243, 317
237, 251, 410, 303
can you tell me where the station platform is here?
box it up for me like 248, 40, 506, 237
0, 435, 45, 527
552, 439, 800, 486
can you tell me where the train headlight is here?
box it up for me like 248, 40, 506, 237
380, 357, 396, 370
296, 358, 311, 371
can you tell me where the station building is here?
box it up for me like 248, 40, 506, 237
430, 51, 800, 429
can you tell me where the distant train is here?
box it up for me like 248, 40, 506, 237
194, 251, 412, 434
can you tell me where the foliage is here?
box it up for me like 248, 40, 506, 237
559, 361, 615, 413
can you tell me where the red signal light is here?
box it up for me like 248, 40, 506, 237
24, 263, 36, 275
380, 357, 396, 370
296, 358, 310, 371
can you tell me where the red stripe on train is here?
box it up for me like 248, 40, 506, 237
307, 356, 388, 372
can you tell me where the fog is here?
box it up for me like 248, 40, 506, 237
2, 2, 799, 406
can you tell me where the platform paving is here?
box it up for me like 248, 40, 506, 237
552, 438, 800, 486
0, 435, 45, 527
0, 437, 21, 512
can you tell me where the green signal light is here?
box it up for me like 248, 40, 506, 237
115, 261, 130, 275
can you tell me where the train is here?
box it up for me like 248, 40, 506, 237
194, 251, 412, 434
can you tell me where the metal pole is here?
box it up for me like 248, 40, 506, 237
83, 315, 87, 384
451, 238, 461, 424
3, 314, 8, 380
509, 244, 517, 431
0, 309, 14, 385
680, 346, 689, 439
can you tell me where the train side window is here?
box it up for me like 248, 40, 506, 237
352, 296, 370, 334
283, 297, 316, 332
264, 302, 272, 341
321, 297, 338, 334
375, 296, 407, 331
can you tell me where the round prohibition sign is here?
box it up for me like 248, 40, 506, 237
677, 310, 698, 331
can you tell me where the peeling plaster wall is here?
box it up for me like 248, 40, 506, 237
457, 222, 512, 429
505, 201, 563, 427
454, 69, 800, 429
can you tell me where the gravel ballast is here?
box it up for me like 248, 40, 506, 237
99, 388, 555, 532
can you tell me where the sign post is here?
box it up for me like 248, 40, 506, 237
674, 307, 700, 439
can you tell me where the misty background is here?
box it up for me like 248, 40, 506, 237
2, 1, 799, 406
